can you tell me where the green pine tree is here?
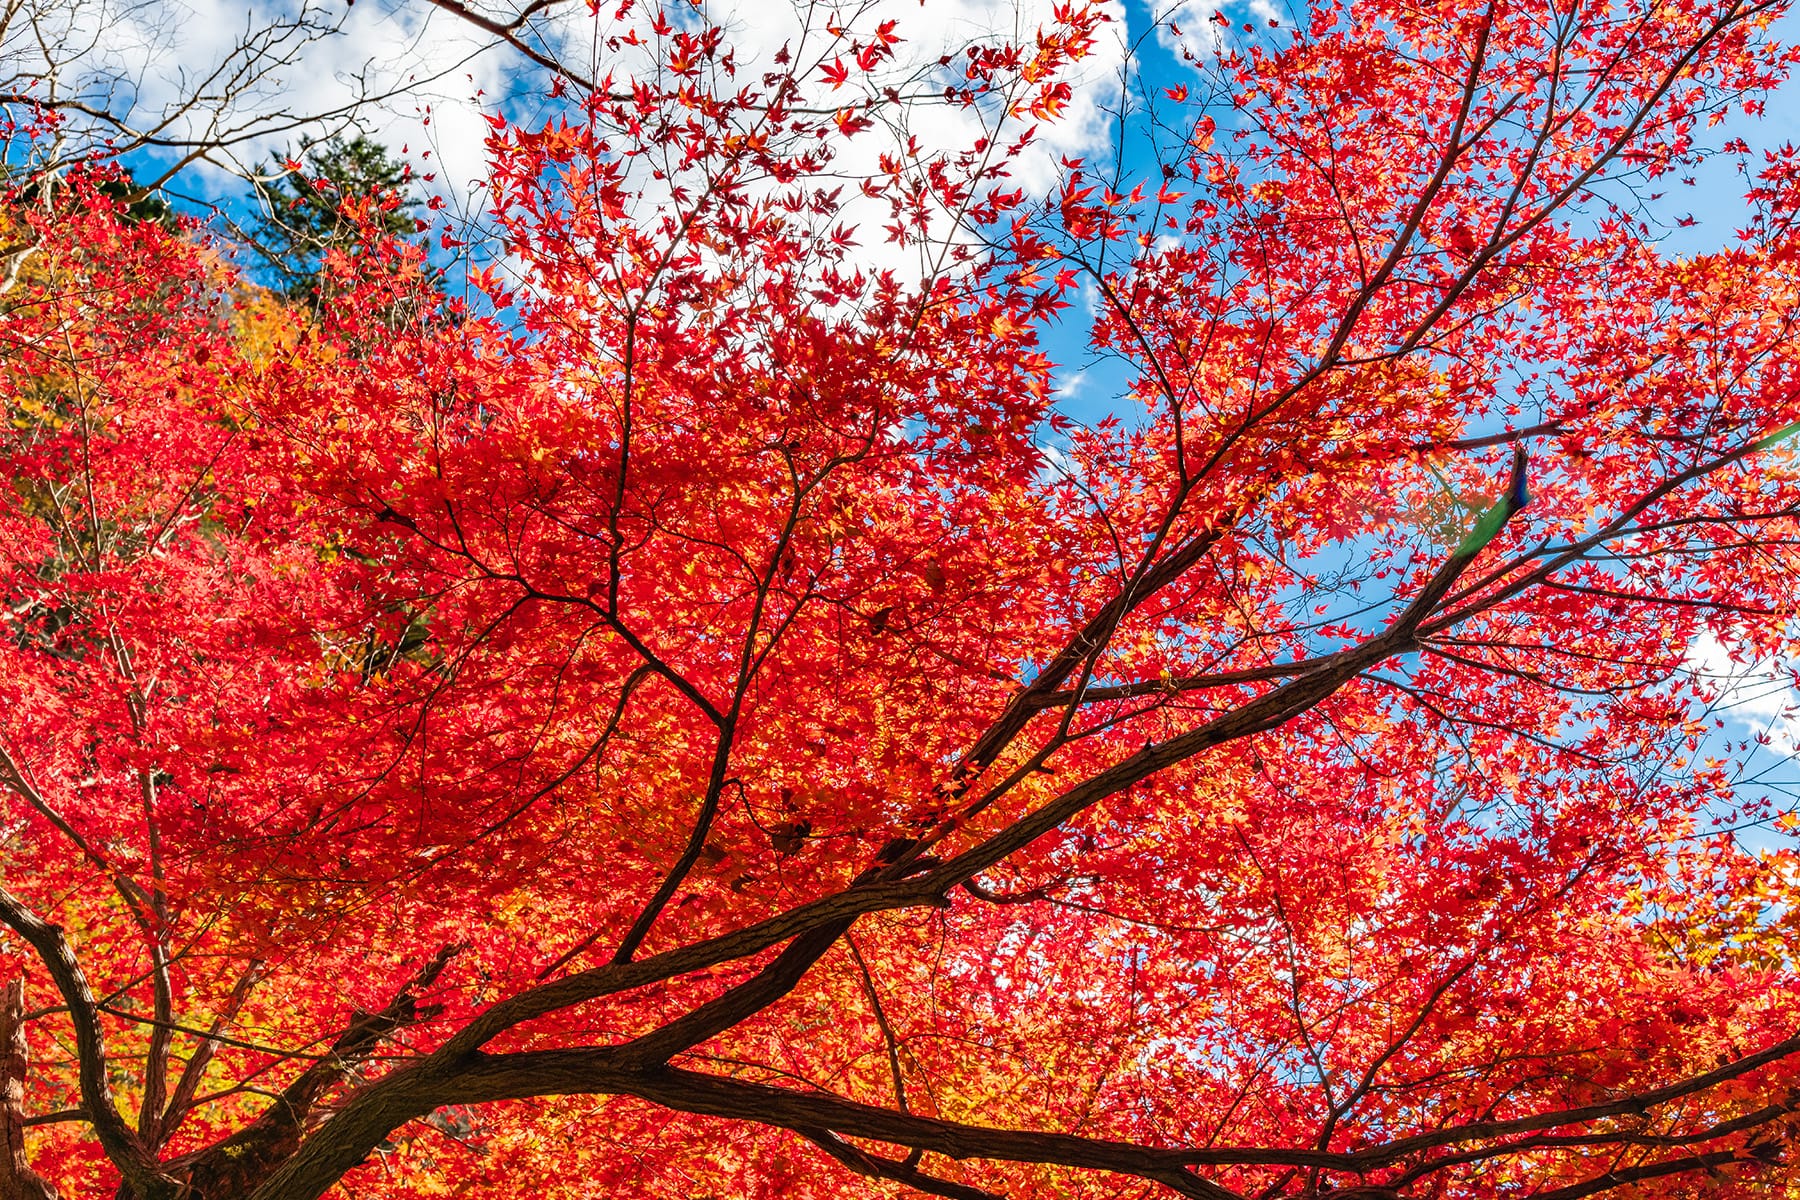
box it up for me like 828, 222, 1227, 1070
251, 135, 425, 307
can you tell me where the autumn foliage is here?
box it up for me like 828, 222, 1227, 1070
3, 0, 1800, 1198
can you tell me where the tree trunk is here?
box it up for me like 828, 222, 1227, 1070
0, 979, 59, 1200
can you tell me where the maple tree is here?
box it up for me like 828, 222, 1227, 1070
3, 0, 1800, 1198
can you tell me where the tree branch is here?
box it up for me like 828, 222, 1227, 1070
0, 890, 170, 1199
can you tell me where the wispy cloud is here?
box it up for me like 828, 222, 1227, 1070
19, 0, 1128, 214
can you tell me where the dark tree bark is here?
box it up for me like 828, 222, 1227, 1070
0, 980, 58, 1200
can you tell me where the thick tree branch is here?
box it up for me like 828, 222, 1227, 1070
173, 945, 457, 1198
0, 890, 170, 1199
800, 1128, 1003, 1200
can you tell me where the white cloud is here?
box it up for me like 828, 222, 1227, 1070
3, 0, 1136, 309
7, 0, 1126, 214
0, 0, 512, 196
1052, 368, 1088, 401
1687, 631, 1800, 755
